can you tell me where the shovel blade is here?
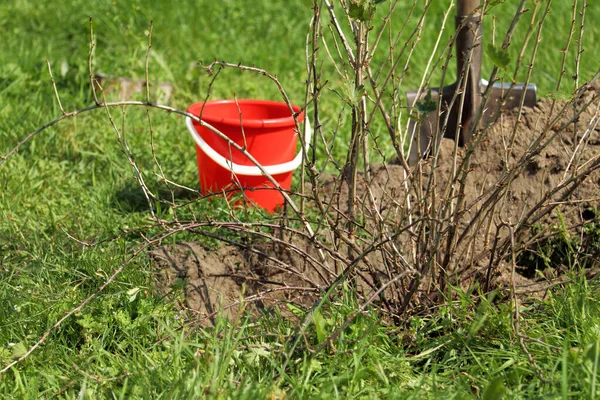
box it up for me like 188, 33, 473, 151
406, 80, 537, 165
482, 80, 537, 120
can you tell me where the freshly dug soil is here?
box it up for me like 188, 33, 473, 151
150, 81, 599, 323
149, 239, 331, 325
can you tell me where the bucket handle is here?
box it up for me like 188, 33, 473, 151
186, 116, 311, 177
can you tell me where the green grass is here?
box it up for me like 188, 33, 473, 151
1, 0, 599, 398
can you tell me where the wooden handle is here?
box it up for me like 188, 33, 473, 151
457, 0, 480, 16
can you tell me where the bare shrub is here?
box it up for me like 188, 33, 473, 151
1, 1, 599, 374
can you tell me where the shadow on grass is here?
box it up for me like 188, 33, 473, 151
113, 179, 201, 213
516, 209, 600, 278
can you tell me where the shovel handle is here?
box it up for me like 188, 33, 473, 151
457, 0, 480, 16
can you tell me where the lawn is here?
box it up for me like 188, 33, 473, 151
1, 0, 599, 398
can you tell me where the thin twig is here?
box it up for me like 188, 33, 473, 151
145, 21, 153, 103
88, 17, 100, 106
46, 60, 65, 115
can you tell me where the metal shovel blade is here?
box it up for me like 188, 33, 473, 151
406, 0, 537, 165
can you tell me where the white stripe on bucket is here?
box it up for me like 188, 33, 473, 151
186, 116, 311, 177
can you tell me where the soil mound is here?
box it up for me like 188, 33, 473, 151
150, 82, 599, 322
149, 240, 331, 325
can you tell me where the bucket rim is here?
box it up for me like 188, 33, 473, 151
187, 100, 304, 130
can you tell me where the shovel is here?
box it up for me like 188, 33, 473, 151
407, 0, 537, 165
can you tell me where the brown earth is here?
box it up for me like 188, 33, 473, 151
149, 81, 599, 324
149, 239, 329, 325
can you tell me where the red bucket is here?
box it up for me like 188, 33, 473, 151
186, 100, 309, 213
